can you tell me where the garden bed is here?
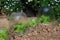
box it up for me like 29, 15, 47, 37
8, 23, 60, 40
0, 16, 10, 29
0, 16, 60, 40
0, 0, 60, 40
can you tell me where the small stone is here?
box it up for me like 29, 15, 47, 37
28, 33, 31, 36
33, 31, 38, 35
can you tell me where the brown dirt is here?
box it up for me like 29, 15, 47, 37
0, 16, 60, 40
0, 16, 10, 29
9, 22, 60, 40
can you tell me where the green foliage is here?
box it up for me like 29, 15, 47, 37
40, 0, 55, 7
0, 0, 60, 20
26, 0, 60, 20
13, 23, 27, 34
0, 0, 24, 15
28, 18, 38, 27
0, 28, 9, 40
49, 5, 60, 20
59, 24, 60, 27
0, 0, 6, 2
37, 15, 51, 24
29, 0, 60, 20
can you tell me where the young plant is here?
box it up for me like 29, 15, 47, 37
38, 15, 51, 24
0, 28, 9, 40
13, 23, 27, 34
28, 18, 38, 27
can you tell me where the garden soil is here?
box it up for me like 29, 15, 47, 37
0, 16, 60, 40
0, 16, 10, 29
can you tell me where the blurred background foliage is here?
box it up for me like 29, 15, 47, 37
0, 0, 60, 20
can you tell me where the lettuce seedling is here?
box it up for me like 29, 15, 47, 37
0, 28, 9, 40
38, 15, 51, 24
28, 18, 38, 27
13, 23, 27, 34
